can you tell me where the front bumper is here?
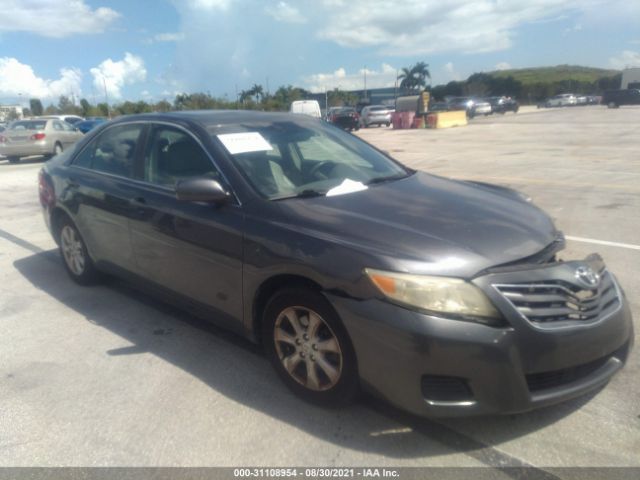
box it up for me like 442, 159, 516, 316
327, 257, 634, 417
473, 105, 492, 114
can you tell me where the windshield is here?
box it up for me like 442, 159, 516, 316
210, 118, 409, 200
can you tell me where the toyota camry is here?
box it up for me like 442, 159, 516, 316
38, 111, 633, 417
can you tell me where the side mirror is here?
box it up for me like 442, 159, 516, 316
175, 178, 231, 204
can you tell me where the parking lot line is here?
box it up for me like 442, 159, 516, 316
565, 235, 640, 251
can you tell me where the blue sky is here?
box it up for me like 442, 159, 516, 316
0, 0, 639, 106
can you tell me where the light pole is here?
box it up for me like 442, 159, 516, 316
101, 74, 110, 118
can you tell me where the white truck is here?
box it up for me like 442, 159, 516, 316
290, 100, 321, 118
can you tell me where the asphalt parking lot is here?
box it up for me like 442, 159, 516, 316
0, 106, 638, 471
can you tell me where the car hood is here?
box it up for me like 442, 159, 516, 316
267, 172, 559, 278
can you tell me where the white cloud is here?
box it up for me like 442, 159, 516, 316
180, 0, 233, 10
317, 0, 601, 55
609, 50, 640, 69
443, 62, 461, 81
0, 57, 82, 100
303, 64, 398, 93
144, 32, 186, 44
0, 0, 119, 38
151, 32, 186, 43
563, 23, 583, 35
495, 62, 512, 71
265, 2, 306, 24
90, 53, 147, 100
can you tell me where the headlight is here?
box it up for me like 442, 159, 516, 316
365, 268, 503, 325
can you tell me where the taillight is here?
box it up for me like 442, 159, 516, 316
31, 133, 46, 141
38, 170, 55, 208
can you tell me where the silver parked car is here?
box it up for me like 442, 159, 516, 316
544, 94, 577, 107
360, 105, 392, 127
0, 118, 84, 164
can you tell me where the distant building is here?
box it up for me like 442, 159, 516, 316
0, 105, 24, 122
621, 68, 640, 89
307, 87, 413, 111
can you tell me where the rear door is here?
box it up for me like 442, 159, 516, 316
67, 123, 147, 272
129, 123, 244, 326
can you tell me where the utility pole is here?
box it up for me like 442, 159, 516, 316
325, 87, 328, 114
102, 75, 110, 118
394, 69, 399, 103
363, 65, 367, 102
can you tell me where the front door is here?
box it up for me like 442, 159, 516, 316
129, 123, 244, 326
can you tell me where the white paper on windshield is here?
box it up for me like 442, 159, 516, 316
217, 132, 273, 155
326, 179, 368, 197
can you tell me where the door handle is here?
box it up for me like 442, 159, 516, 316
131, 196, 147, 205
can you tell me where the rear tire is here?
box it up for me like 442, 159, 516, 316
53, 143, 63, 156
263, 288, 359, 407
7, 156, 20, 164
57, 216, 100, 285
607, 102, 618, 109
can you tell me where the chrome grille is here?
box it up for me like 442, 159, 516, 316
494, 270, 620, 327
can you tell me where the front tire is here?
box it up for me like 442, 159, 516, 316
263, 288, 358, 407
58, 217, 100, 285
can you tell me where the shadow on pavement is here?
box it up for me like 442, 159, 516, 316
13, 249, 595, 463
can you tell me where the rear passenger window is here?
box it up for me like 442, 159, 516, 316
72, 124, 143, 178
143, 125, 218, 187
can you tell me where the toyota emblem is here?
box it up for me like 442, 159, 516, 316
575, 266, 600, 288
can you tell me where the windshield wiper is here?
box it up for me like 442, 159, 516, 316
272, 189, 327, 201
367, 173, 409, 185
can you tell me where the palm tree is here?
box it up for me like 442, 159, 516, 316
398, 62, 431, 91
251, 84, 264, 103
239, 89, 253, 104
397, 67, 415, 90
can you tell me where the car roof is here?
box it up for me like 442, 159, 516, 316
109, 110, 317, 127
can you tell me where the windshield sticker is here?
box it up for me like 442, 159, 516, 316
326, 179, 368, 197
217, 132, 273, 155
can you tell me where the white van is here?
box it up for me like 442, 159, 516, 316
290, 100, 321, 118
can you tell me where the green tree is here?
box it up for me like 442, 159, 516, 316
250, 84, 264, 103
29, 98, 44, 116
96, 103, 110, 117
154, 100, 172, 112
44, 104, 60, 115
6, 109, 21, 121
327, 88, 358, 107
80, 98, 92, 117
398, 62, 431, 91
57, 95, 80, 114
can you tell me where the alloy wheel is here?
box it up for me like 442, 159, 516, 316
60, 225, 85, 276
273, 306, 343, 391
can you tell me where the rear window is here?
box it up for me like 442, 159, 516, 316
9, 121, 46, 131
370, 106, 388, 112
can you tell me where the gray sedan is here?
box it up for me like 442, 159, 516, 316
0, 118, 84, 164
38, 111, 633, 417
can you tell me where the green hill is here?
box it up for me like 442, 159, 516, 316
490, 65, 620, 84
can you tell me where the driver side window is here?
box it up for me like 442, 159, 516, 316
143, 125, 219, 187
